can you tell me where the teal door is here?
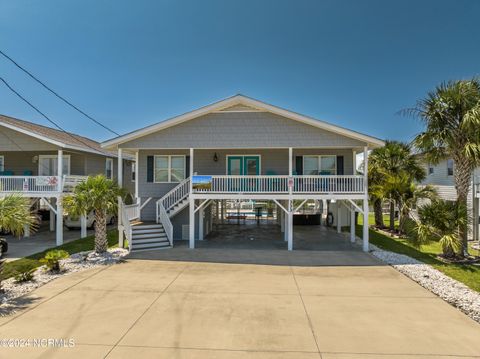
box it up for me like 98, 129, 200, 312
227, 156, 260, 175
243, 156, 260, 175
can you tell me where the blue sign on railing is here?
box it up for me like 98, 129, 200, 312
192, 175, 212, 190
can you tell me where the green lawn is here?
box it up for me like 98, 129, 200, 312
1, 230, 119, 280
358, 213, 399, 228
356, 226, 480, 292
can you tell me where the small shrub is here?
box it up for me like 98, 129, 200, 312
40, 250, 69, 272
14, 268, 36, 283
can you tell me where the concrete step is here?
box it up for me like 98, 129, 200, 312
132, 228, 165, 235
132, 237, 169, 245
132, 224, 164, 230
132, 232, 168, 240
130, 244, 171, 252
131, 242, 171, 251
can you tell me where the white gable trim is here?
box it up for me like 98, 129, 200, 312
102, 95, 384, 149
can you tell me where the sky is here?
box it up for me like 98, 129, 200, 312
0, 0, 479, 143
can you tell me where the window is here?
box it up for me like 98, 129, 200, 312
131, 162, 136, 182
105, 158, 113, 179
447, 159, 454, 176
38, 155, 70, 176
0, 155, 4, 172
154, 155, 185, 182
428, 164, 434, 175
303, 155, 337, 175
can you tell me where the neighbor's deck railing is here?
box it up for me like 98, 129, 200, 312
0, 175, 88, 194
192, 175, 365, 194
0, 176, 61, 193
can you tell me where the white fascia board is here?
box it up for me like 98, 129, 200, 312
101, 95, 385, 149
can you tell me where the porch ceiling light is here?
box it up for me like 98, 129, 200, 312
213, 152, 218, 162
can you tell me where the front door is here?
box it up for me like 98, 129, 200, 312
227, 156, 260, 175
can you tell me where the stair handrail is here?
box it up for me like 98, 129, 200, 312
119, 197, 133, 252
155, 177, 191, 246
158, 203, 173, 246
158, 177, 191, 212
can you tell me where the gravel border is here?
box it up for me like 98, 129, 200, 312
0, 248, 128, 316
370, 244, 480, 323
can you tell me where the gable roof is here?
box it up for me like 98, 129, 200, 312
0, 114, 116, 156
102, 95, 385, 149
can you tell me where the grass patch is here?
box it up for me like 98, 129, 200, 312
358, 213, 399, 228
357, 226, 480, 293
1, 230, 119, 280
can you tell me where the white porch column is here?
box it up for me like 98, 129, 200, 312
280, 205, 285, 233
23, 224, 30, 238
57, 149, 63, 191
221, 200, 225, 224
80, 214, 87, 238
362, 145, 369, 252
135, 151, 139, 200
49, 198, 55, 231
199, 205, 204, 241
117, 148, 124, 247
337, 202, 341, 233
350, 205, 356, 243
189, 197, 195, 248
287, 200, 293, 251
288, 147, 293, 176
56, 196, 63, 246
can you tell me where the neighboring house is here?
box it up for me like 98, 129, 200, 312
103, 95, 384, 252
419, 158, 480, 241
0, 114, 135, 245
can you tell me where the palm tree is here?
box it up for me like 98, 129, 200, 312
410, 199, 467, 258
63, 175, 125, 253
0, 194, 38, 236
367, 141, 426, 230
407, 79, 480, 255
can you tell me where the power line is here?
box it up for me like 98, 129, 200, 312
0, 49, 120, 136
0, 77, 103, 154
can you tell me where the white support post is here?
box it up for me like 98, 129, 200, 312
288, 148, 293, 176
80, 214, 87, 238
118, 148, 124, 247
199, 206, 204, 241
221, 200, 225, 224
135, 151, 139, 200
189, 197, 195, 248
56, 196, 63, 246
352, 149, 357, 174
280, 205, 285, 233
350, 205, 355, 243
287, 200, 293, 251
23, 224, 30, 238
57, 149, 63, 192
49, 198, 55, 231
363, 145, 369, 252
189, 148, 194, 179
216, 200, 219, 224
337, 202, 341, 233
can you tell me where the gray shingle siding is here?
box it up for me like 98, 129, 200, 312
119, 112, 366, 149
0, 126, 58, 151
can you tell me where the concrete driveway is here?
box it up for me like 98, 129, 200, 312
1, 249, 480, 358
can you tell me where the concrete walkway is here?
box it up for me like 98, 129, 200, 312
1, 250, 479, 358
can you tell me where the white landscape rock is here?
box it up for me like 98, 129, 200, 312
0, 248, 128, 315
370, 244, 480, 323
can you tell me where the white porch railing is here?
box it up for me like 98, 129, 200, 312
161, 177, 191, 212
155, 177, 191, 245
192, 175, 365, 194
158, 204, 173, 246
292, 175, 364, 193
62, 175, 88, 192
124, 202, 140, 221
119, 199, 133, 252
0, 176, 61, 193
